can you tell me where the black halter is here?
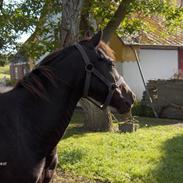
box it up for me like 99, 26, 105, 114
75, 43, 125, 110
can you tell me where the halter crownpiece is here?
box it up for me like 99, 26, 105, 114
74, 43, 125, 110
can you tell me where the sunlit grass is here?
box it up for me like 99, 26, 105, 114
57, 112, 183, 183
0, 65, 10, 79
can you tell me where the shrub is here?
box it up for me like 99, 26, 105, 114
132, 101, 154, 117
5, 79, 16, 86
0, 60, 6, 66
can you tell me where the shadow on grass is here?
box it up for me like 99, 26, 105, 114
58, 148, 86, 166
63, 125, 87, 139
63, 110, 93, 139
137, 117, 183, 129
64, 111, 183, 139
146, 134, 183, 183
113, 113, 183, 129
116, 115, 183, 129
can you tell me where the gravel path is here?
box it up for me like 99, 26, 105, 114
52, 170, 103, 183
0, 85, 13, 93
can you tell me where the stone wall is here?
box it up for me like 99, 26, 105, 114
142, 79, 183, 119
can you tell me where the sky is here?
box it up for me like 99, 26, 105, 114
17, 32, 30, 43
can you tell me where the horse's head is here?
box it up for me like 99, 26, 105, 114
77, 31, 135, 114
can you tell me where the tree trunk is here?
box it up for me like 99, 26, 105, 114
60, 0, 83, 48
59, 0, 135, 132
58, 0, 113, 132
80, 99, 113, 131
78, 0, 113, 132
80, 0, 136, 131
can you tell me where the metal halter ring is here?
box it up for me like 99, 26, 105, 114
110, 83, 117, 91
85, 64, 94, 72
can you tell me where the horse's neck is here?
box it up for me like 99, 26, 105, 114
15, 54, 84, 155
15, 84, 80, 155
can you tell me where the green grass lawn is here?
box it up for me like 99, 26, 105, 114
0, 65, 10, 79
57, 112, 183, 183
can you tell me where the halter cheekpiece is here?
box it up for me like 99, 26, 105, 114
74, 43, 125, 110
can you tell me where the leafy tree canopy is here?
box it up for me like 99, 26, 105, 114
0, 0, 60, 58
0, 0, 44, 52
0, 0, 183, 58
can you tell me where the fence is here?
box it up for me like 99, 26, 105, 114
142, 79, 183, 119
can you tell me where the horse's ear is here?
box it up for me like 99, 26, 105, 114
90, 30, 103, 47
84, 30, 93, 40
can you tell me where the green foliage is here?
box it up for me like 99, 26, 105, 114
0, 55, 7, 66
0, 64, 16, 85
0, 64, 9, 74
132, 101, 154, 117
5, 78, 16, 86
0, 53, 13, 66
58, 112, 183, 183
0, 0, 61, 57
118, 0, 183, 37
0, 0, 44, 52
91, 0, 120, 29
0, 64, 11, 86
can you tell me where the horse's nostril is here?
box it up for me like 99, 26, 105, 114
126, 102, 130, 108
124, 99, 131, 108
131, 93, 136, 103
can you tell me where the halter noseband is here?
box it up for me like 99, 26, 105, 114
74, 43, 125, 110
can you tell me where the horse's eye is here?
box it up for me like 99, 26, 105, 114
108, 60, 113, 65
99, 54, 104, 60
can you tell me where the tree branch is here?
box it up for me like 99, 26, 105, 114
0, 0, 3, 13
103, 0, 135, 43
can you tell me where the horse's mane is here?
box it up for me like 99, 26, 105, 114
15, 49, 62, 100
16, 41, 115, 100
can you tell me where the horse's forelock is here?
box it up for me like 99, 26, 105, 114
97, 41, 115, 61
81, 38, 116, 60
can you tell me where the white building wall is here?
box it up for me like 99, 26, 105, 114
115, 49, 178, 100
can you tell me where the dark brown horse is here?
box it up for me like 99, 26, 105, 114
0, 31, 135, 183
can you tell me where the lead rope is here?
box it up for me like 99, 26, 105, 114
110, 110, 139, 132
